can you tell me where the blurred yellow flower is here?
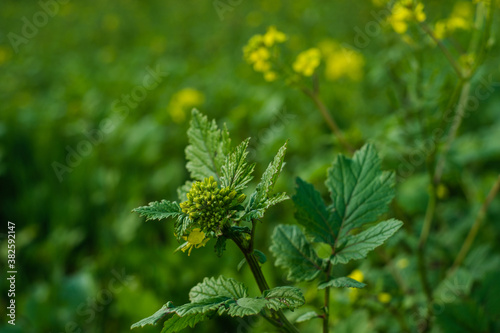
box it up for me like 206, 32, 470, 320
263, 26, 287, 47
388, 0, 426, 34
348, 269, 364, 283
434, 2, 473, 39
176, 228, 209, 256
378, 292, 392, 303
0, 46, 12, 66
396, 257, 409, 269
293, 48, 321, 77
319, 40, 364, 81
264, 71, 277, 81
168, 88, 205, 123
243, 27, 287, 82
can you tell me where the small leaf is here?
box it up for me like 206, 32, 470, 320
330, 219, 403, 265
131, 302, 175, 329
237, 258, 247, 271
245, 142, 288, 220
161, 313, 208, 333
295, 311, 320, 323
263, 286, 305, 311
318, 277, 366, 289
270, 225, 324, 282
220, 138, 255, 192
189, 276, 247, 303
253, 249, 267, 264
292, 177, 334, 244
133, 200, 183, 221
185, 109, 231, 182
227, 298, 267, 317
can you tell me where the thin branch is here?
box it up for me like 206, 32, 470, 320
433, 81, 471, 184
301, 88, 355, 153
451, 174, 500, 272
419, 22, 464, 79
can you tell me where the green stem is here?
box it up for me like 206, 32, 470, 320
433, 81, 471, 184
419, 22, 464, 79
230, 232, 300, 333
451, 174, 500, 272
301, 88, 354, 153
322, 261, 332, 333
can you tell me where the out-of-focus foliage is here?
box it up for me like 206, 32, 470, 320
0, 0, 499, 332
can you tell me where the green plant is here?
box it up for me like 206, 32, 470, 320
130, 109, 403, 332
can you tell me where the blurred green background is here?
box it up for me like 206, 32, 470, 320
1, 0, 499, 332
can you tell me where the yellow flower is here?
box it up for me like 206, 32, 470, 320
396, 258, 409, 269
388, 1, 426, 34
293, 48, 321, 77
434, 20, 447, 39
264, 71, 277, 82
348, 269, 364, 283
168, 88, 205, 123
319, 40, 364, 81
378, 292, 392, 303
263, 26, 287, 47
176, 228, 209, 256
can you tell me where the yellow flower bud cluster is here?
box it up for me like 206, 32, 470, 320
292, 48, 321, 77
243, 26, 287, 82
180, 176, 245, 234
388, 0, 426, 34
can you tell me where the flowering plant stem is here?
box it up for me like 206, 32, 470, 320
301, 87, 354, 153
322, 261, 332, 333
229, 225, 300, 333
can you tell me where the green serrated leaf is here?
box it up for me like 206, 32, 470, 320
331, 219, 403, 265
175, 298, 231, 316
161, 313, 208, 333
133, 200, 183, 221
295, 311, 320, 323
131, 302, 175, 329
220, 138, 255, 192
189, 276, 248, 303
227, 298, 267, 317
245, 142, 288, 220
292, 177, 334, 244
263, 286, 305, 311
326, 144, 396, 239
270, 225, 323, 282
318, 277, 366, 289
185, 109, 231, 182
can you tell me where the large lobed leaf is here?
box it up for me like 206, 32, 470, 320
277, 144, 403, 280
185, 109, 231, 182
270, 225, 324, 282
132, 276, 304, 332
